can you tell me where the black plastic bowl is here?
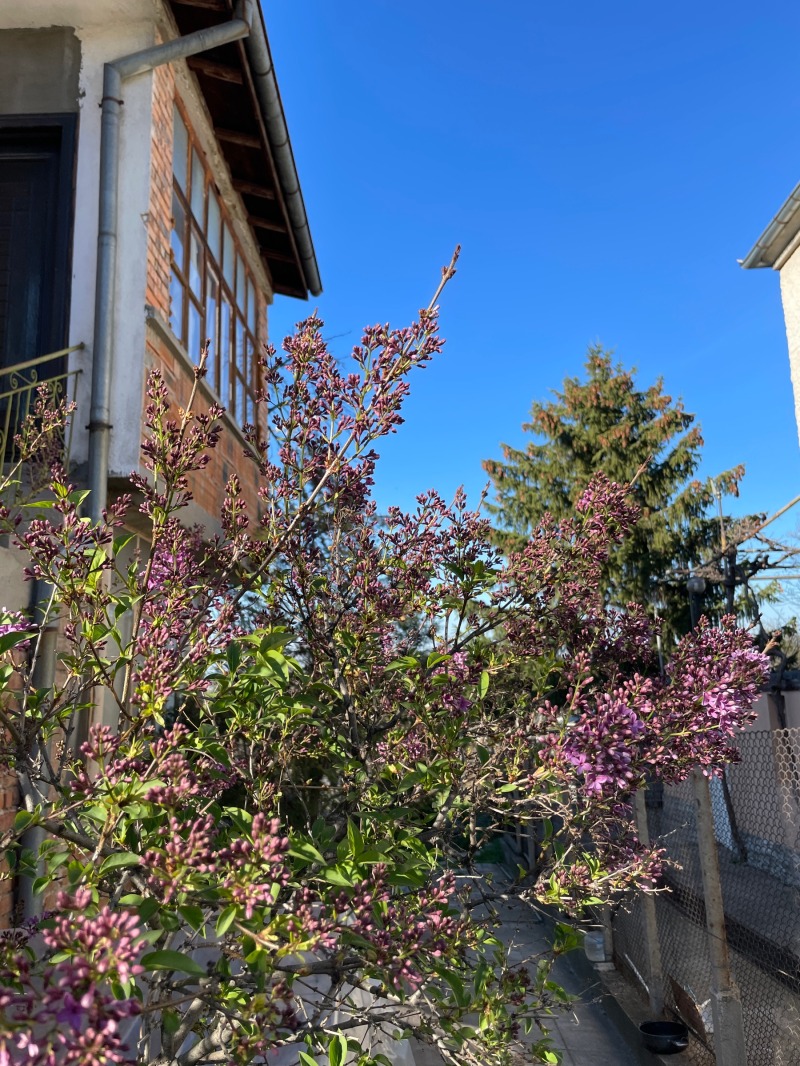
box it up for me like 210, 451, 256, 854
639, 1020, 690, 1055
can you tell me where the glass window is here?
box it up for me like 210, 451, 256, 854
247, 282, 256, 334
172, 104, 188, 190
169, 270, 184, 338
187, 302, 202, 363
169, 100, 262, 426
171, 189, 186, 265
220, 297, 231, 408
206, 270, 219, 391
223, 223, 235, 289
190, 148, 204, 221
207, 189, 221, 266
189, 229, 203, 300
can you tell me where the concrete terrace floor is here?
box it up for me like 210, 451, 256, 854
411, 870, 642, 1066
498, 893, 640, 1066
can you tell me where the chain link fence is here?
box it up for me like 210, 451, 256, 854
612, 728, 800, 1065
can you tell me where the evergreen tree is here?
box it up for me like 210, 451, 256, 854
483, 346, 746, 643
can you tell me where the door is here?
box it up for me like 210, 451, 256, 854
0, 118, 75, 374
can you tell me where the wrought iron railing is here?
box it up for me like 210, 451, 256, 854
0, 345, 83, 470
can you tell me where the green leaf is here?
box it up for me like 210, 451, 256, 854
216, 905, 237, 937
298, 1054, 318, 1066
13, 810, 37, 835
99, 852, 141, 875
426, 651, 449, 670
436, 965, 468, 1008
289, 840, 325, 865
0, 629, 32, 655
141, 949, 206, 976
346, 819, 363, 857
322, 867, 353, 888
328, 1032, 348, 1066
479, 670, 490, 699
178, 904, 206, 932
137, 897, 161, 923
137, 929, 163, 945
162, 1009, 181, 1035
227, 640, 242, 672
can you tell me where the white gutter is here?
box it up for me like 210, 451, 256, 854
740, 179, 800, 270
87, 1, 253, 524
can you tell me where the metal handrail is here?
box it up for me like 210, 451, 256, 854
0, 346, 84, 471
0, 343, 85, 381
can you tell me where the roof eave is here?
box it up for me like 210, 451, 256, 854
165, 0, 321, 299
741, 180, 800, 271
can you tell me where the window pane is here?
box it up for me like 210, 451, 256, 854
190, 148, 204, 222
169, 270, 184, 340
246, 340, 255, 425
223, 223, 235, 289
189, 228, 203, 299
207, 189, 221, 266
188, 300, 202, 363
236, 256, 246, 314
247, 282, 256, 334
206, 270, 219, 392
237, 373, 245, 424
235, 314, 245, 372
171, 189, 186, 268
172, 104, 188, 190
220, 297, 231, 409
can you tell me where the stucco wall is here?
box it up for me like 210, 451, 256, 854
778, 244, 800, 446
0, 1, 159, 480
0, 27, 81, 113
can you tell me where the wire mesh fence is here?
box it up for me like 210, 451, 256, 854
612, 729, 800, 1065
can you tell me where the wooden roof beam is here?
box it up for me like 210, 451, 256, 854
261, 249, 300, 265
248, 215, 287, 234
171, 0, 228, 9
187, 56, 244, 84
215, 127, 261, 149
233, 178, 276, 200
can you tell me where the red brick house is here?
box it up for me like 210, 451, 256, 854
0, 0, 320, 924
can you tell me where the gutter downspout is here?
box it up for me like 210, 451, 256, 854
243, 10, 322, 298
87, 1, 252, 524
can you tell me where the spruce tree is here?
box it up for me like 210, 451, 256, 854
483, 346, 745, 643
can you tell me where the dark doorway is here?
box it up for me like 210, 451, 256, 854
0, 116, 75, 375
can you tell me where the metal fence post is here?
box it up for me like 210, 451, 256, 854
692, 769, 748, 1065
634, 789, 665, 1015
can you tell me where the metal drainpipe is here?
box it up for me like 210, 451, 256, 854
87, 1, 252, 524
243, 11, 322, 298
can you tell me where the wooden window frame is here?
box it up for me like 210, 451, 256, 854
169, 99, 260, 427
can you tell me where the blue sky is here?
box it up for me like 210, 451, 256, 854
265, 0, 800, 559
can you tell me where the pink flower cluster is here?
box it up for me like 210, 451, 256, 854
0, 891, 142, 1066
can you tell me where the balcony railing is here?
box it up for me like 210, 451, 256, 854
0, 345, 83, 470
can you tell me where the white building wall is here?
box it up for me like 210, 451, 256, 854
0, 0, 160, 478
778, 245, 800, 448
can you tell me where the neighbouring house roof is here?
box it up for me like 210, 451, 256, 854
741, 180, 800, 270
168, 0, 321, 299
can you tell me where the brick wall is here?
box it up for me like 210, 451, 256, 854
145, 57, 269, 525
144, 327, 266, 524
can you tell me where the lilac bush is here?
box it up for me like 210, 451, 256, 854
0, 260, 768, 1065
